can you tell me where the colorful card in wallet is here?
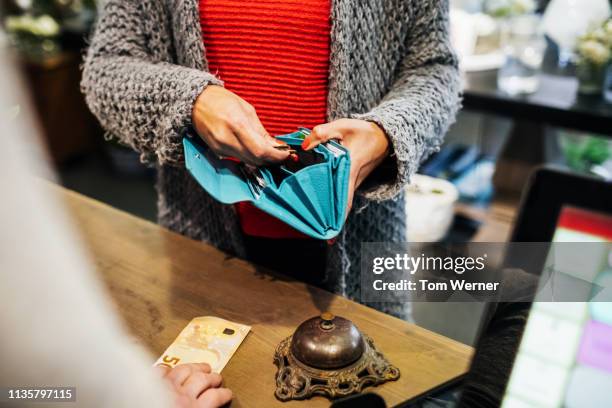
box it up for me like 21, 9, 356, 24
183, 129, 350, 239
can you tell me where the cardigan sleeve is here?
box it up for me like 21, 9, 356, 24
81, 0, 222, 166
352, 0, 462, 201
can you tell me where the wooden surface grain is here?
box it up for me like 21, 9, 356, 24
58, 186, 472, 408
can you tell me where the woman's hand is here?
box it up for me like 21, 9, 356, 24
155, 363, 232, 408
302, 118, 390, 214
192, 85, 289, 165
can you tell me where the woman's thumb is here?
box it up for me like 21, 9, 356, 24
302, 124, 339, 150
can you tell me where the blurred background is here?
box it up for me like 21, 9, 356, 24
1, 0, 611, 344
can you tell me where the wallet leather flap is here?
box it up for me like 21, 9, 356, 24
183, 129, 350, 239
184, 137, 255, 204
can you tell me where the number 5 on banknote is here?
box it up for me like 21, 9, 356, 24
158, 355, 181, 368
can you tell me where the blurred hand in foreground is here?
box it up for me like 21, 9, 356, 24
156, 363, 232, 408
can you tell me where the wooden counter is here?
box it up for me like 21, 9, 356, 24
59, 187, 472, 408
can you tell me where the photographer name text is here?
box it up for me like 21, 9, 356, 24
370, 253, 499, 293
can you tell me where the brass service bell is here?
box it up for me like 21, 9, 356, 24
273, 312, 400, 401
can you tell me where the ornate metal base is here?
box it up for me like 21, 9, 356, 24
273, 334, 400, 401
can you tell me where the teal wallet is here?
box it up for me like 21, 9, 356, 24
183, 129, 351, 239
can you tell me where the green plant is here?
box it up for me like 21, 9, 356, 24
484, 0, 536, 18
576, 19, 612, 66
4, 0, 96, 21
3, 0, 97, 60
562, 134, 611, 172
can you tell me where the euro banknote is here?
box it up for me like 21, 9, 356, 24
155, 316, 251, 373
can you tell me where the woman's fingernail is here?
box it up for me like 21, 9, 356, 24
290, 153, 299, 162
301, 139, 310, 150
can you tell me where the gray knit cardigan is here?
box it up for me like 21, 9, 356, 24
81, 0, 461, 317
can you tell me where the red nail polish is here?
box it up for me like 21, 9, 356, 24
301, 139, 310, 150
291, 153, 299, 162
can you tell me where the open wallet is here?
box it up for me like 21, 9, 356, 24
183, 128, 351, 239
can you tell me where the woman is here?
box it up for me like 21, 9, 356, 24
82, 0, 460, 317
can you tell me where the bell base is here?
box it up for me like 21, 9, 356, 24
273, 334, 400, 401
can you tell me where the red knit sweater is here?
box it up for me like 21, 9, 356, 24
199, 0, 331, 238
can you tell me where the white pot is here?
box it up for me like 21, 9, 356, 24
405, 174, 459, 243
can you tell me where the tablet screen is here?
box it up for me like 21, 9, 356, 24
501, 206, 612, 408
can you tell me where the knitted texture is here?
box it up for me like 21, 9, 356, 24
200, 0, 331, 135
81, 0, 461, 318
200, 0, 332, 238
